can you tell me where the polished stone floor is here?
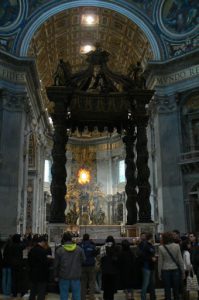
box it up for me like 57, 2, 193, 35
1, 289, 198, 300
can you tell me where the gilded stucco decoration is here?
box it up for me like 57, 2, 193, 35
65, 144, 106, 225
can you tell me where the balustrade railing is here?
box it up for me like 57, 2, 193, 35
179, 150, 199, 163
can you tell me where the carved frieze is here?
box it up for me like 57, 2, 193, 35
150, 95, 178, 114
0, 90, 28, 112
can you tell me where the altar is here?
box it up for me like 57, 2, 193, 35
48, 222, 155, 244
48, 223, 123, 244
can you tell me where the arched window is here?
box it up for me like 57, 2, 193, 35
189, 182, 199, 233
44, 160, 51, 183
181, 94, 199, 152
118, 159, 125, 183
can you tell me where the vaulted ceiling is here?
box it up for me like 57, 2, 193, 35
28, 6, 153, 108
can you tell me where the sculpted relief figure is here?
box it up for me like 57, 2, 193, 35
54, 59, 72, 86
128, 61, 146, 89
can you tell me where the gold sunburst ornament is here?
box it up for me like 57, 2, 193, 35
78, 168, 91, 185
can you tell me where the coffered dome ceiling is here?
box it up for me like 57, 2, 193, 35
28, 6, 153, 99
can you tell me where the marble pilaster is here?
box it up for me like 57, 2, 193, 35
0, 52, 50, 238
0, 90, 27, 237
150, 94, 185, 232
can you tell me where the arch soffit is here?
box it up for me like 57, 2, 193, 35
17, 0, 162, 61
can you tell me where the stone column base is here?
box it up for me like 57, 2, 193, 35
47, 223, 79, 244
125, 222, 155, 237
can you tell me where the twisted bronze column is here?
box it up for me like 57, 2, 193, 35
136, 100, 152, 222
50, 100, 68, 223
123, 121, 138, 224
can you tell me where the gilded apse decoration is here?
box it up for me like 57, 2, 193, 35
65, 176, 105, 226
78, 168, 91, 185
64, 143, 106, 225
71, 145, 96, 165
162, 0, 199, 35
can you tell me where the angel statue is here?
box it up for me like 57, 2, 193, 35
128, 61, 146, 89
53, 59, 72, 86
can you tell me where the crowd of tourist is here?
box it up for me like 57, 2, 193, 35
0, 230, 199, 300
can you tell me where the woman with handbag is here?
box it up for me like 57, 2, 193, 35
158, 232, 185, 300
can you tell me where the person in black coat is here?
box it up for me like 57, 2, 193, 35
100, 236, 120, 300
10, 234, 26, 297
118, 240, 135, 300
28, 235, 49, 300
2, 238, 12, 296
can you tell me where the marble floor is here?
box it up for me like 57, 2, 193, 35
0, 290, 198, 300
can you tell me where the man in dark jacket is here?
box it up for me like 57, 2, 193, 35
139, 232, 156, 300
54, 231, 85, 300
28, 235, 49, 300
79, 233, 97, 300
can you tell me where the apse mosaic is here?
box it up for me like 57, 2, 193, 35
0, 36, 15, 52
0, 0, 20, 27
162, 0, 199, 35
28, 0, 49, 14
126, 0, 154, 17
168, 35, 199, 57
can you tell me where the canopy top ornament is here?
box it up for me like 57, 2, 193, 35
53, 44, 147, 93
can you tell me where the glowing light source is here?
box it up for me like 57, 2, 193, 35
81, 14, 99, 26
78, 168, 91, 185
48, 116, 53, 125
80, 44, 95, 54
86, 15, 95, 24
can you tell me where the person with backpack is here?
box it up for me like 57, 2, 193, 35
54, 232, 85, 300
79, 233, 97, 300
